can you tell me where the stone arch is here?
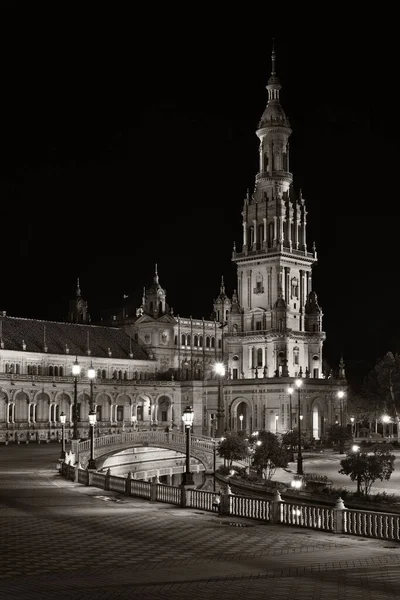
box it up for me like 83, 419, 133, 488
116, 393, 131, 422
96, 392, 112, 422
230, 397, 253, 433
311, 397, 324, 440
35, 391, 50, 422
0, 391, 8, 423
157, 394, 171, 424
14, 391, 28, 422
136, 394, 151, 424
55, 392, 71, 420
78, 392, 90, 421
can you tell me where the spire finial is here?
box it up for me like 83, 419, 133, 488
77, 277, 81, 297
154, 263, 159, 284
220, 275, 225, 295
271, 38, 276, 75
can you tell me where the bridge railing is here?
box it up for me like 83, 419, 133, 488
77, 431, 216, 456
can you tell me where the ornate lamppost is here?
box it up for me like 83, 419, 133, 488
72, 357, 81, 440
288, 386, 294, 461
239, 414, 243, 431
214, 362, 225, 437
295, 378, 303, 475
182, 405, 194, 486
88, 409, 97, 470
337, 390, 345, 453
350, 416, 355, 437
60, 411, 66, 460
88, 362, 96, 413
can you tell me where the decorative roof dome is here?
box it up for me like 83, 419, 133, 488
257, 42, 290, 130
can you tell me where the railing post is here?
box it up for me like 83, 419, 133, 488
86, 468, 93, 486
220, 486, 231, 516
125, 471, 133, 496
180, 484, 190, 508
269, 489, 282, 524
333, 497, 346, 534
150, 478, 159, 502
105, 468, 111, 491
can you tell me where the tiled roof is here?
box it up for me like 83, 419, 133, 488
0, 317, 149, 361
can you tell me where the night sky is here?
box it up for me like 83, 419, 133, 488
0, 18, 397, 383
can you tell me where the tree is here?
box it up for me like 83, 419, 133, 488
217, 434, 248, 467
327, 424, 352, 453
250, 430, 289, 480
363, 352, 400, 438
339, 446, 395, 496
282, 428, 308, 450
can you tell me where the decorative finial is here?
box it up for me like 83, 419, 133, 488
271, 38, 276, 75
154, 263, 159, 284
129, 335, 133, 359
220, 275, 225, 295
76, 277, 81, 297
233, 241, 236, 252
142, 286, 146, 306
87, 330, 91, 356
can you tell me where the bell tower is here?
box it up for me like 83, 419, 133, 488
227, 44, 325, 379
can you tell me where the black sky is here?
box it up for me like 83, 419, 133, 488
0, 14, 397, 383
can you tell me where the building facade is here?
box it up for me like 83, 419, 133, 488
0, 49, 346, 444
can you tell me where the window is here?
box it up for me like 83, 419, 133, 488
293, 347, 299, 365
187, 335, 191, 346
54, 366, 59, 376
116, 406, 124, 421
218, 339, 222, 349
232, 368, 238, 380
181, 334, 186, 346
194, 335, 198, 347
161, 410, 167, 422
174, 335, 178, 345
49, 366, 54, 376
206, 337, 210, 348
15, 364, 20, 375
96, 405, 102, 422
313, 368, 319, 378
97, 369, 102, 379
102, 369, 106, 379
211, 337, 215, 349
256, 321, 262, 330
137, 406, 144, 421
199, 335, 203, 347
59, 367, 64, 376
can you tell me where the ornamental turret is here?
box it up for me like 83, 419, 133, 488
213, 276, 231, 325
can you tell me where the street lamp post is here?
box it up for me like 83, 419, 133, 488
60, 411, 66, 460
382, 414, 390, 438
88, 363, 96, 413
214, 363, 225, 437
337, 390, 345, 453
182, 405, 194, 486
88, 409, 97, 470
295, 379, 303, 475
275, 414, 279, 433
350, 416, 355, 437
239, 414, 243, 431
288, 387, 294, 461
72, 357, 81, 440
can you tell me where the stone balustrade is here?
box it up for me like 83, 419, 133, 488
60, 463, 400, 543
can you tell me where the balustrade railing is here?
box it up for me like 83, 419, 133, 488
188, 489, 215, 511
344, 509, 400, 540
280, 501, 333, 531
156, 484, 181, 505
230, 494, 270, 521
61, 468, 400, 544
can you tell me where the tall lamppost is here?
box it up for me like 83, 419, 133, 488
295, 378, 303, 475
214, 362, 225, 437
72, 357, 81, 440
382, 414, 390, 438
88, 409, 97, 470
337, 390, 345, 453
275, 414, 279, 433
60, 411, 66, 460
350, 416, 355, 437
288, 386, 294, 461
182, 405, 194, 486
88, 363, 96, 413
239, 414, 243, 431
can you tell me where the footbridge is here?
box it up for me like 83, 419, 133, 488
71, 431, 216, 473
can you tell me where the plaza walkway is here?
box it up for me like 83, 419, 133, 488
0, 446, 400, 599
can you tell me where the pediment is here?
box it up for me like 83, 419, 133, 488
156, 314, 177, 324
135, 314, 156, 324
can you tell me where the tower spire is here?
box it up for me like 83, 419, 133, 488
154, 263, 159, 284
76, 277, 81, 297
271, 38, 276, 75
220, 275, 225, 295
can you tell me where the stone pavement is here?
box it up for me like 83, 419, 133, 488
1, 447, 400, 598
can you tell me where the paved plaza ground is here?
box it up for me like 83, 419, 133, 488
1, 445, 400, 599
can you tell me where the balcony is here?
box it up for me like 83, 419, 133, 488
255, 171, 292, 181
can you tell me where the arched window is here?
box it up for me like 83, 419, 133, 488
102, 369, 106, 379
264, 152, 269, 170
32, 365, 37, 375
211, 337, 215, 349
181, 334, 186, 346
5, 363, 9, 373
217, 310, 220, 322
268, 222, 274, 247
15, 364, 20, 375
49, 365, 54, 376
59, 366, 64, 376
257, 348, 263, 367
118, 370, 122, 380
38, 365, 42, 375
206, 337, 210, 348
199, 335, 203, 347
97, 369, 102, 379
293, 347, 299, 365
187, 335, 191, 346
54, 366, 59, 376
27, 364, 32, 375
194, 335, 198, 347
218, 339, 222, 349
124, 371, 128, 380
